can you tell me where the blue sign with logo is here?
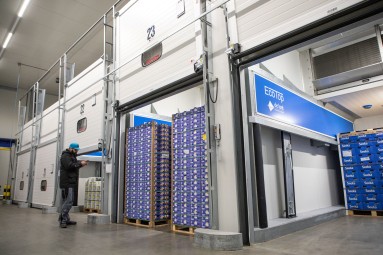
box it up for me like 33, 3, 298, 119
254, 74, 353, 138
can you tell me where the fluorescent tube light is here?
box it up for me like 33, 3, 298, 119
3, 33, 13, 48
18, 0, 31, 17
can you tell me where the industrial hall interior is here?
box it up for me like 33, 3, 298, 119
2, 0, 383, 254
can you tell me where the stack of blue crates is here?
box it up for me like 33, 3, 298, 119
125, 122, 171, 221
339, 129, 383, 211
172, 106, 210, 228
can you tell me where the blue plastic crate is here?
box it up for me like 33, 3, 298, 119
339, 136, 351, 143
347, 193, 365, 202
342, 156, 358, 165
358, 141, 377, 147
341, 147, 355, 157
364, 193, 379, 202
360, 168, 380, 179
344, 179, 362, 187
357, 146, 377, 155
376, 145, 383, 154
360, 185, 379, 194
365, 202, 382, 210
360, 178, 380, 186
346, 187, 359, 194
347, 201, 364, 210
359, 154, 377, 164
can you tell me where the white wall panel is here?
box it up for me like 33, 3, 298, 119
261, 127, 285, 220
116, 0, 200, 103
39, 101, 60, 144
235, 0, 363, 51
257, 50, 305, 91
14, 152, 30, 202
262, 126, 340, 219
20, 120, 33, 149
32, 142, 57, 206
294, 167, 339, 213
64, 91, 103, 149
64, 59, 105, 149
66, 59, 104, 101
291, 134, 340, 214
354, 115, 383, 130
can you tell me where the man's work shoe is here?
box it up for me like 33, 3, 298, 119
60, 222, 67, 228
67, 220, 77, 225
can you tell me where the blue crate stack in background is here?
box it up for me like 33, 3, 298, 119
125, 122, 171, 224
339, 129, 383, 211
172, 106, 210, 229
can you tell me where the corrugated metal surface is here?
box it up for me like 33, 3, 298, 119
116, 0, 200, 102
235, 0, 363, 51
14, 152, 31, 202
313, 37, 381, 79
32, 142, 57, 206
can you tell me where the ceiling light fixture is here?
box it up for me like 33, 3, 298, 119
362, 104, 373, 109
3, 33, 13, 48
0, 0, 31, 59
18, 0, 31, 17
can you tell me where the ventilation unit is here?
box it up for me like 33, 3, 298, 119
312, 33, 383, 91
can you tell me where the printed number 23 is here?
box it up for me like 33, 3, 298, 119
147, 25, 155, 41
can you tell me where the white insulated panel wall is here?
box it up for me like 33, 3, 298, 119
116, 0, 201, 102
292, 134, 340, 214
256, 50, 305, 91
354, 115, 383, 130
14, 152, 31, 202
261, 127, 340, 220
262, 127, 285, 219
32, 142, 57, 206
64, 59, 104, 148
39, 101, 60, 144
235, 0, 363, 51
20, 120, 33, 151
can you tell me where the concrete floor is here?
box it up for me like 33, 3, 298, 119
1, 203, 383, 255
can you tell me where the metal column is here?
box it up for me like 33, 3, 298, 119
201, 0, 219, 230
101, 8, 116, 215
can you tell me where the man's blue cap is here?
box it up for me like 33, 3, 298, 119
69, 142, 80, 150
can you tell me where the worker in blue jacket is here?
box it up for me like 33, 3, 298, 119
59, 142, 88, 228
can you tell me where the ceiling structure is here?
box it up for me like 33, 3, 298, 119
0, 0, 118, 96
0, 0, 382, 121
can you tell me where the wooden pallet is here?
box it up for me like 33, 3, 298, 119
84, 208, 101, 213
171, 224, 195, 235
347, 210, 383, 217
124, 218, 170, 228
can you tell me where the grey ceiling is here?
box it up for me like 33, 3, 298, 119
0, 0, 117, 95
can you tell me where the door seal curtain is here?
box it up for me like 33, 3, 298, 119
116, 71, 203, 113
228, 0, 383, 244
